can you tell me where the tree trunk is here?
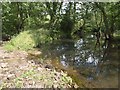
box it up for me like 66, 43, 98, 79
95, 3, 111, 40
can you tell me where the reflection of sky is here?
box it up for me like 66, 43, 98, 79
87, 56, 99, 65
74, 39, 83, 49
61, 60, 68, 67
56, 46, 65, 51
60, 54, 69, 67
61, 2, 82, 14
62, 54, 66, 59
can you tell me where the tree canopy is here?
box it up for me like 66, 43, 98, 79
2, 2, 120, 43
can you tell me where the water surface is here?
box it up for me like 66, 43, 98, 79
39, 37, 119, 88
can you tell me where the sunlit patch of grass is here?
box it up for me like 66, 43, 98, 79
3, 28, 53, 51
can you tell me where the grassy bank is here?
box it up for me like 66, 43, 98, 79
4, 28, 53, 51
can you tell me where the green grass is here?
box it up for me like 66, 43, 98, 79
4, 28, 53, 51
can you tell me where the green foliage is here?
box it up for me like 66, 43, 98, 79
60, 15, 74, 38
2, 2, 120, 42
2, 3, 19, 35
4, 28, 52, 51
2, 2, 47, 36
4, 31, 35, 51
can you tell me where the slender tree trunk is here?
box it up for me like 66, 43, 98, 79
16, 2, 25, 33
73, 2, 76, 23
95, 3, 111, 40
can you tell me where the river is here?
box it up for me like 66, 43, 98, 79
34, 36, 119, 88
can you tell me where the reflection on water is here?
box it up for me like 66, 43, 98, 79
40, 37, 119, 88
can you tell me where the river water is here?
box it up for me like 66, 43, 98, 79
38, 36, 119, 88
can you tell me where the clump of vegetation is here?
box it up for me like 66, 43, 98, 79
4, 28, 52, 51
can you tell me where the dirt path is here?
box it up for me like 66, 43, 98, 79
0, 45, 78, 88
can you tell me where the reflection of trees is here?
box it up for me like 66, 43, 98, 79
40, 39, 118, 80
58, 39, 118, 80
97, 40, 119, 74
